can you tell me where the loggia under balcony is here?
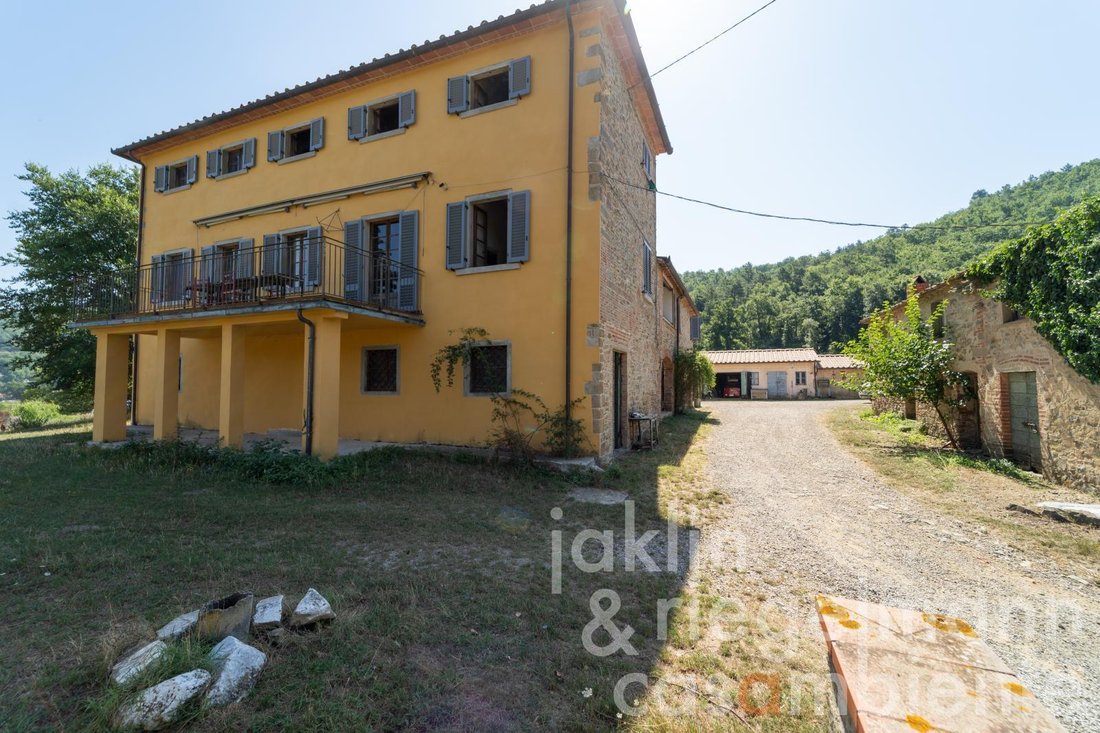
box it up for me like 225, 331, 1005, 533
72, 233, 423, 327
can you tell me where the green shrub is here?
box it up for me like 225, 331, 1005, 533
12, 400, 61, 429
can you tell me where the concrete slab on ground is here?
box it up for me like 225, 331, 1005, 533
817, 594, 1066, 732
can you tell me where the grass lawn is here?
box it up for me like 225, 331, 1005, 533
826, 405, 1100, 579
0, 411, 750, 731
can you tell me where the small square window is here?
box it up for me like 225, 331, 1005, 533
795, 371, 807, 386
370, 101, 400, 135
223, 146, 244, 174
467, 344, 509, 395
169, 162, 189, 189
1002, 304, 1020, 323
287, 127, 312, 157
471, 197, 509, 267
471, 68, 510, 110
363, 347, 398, 394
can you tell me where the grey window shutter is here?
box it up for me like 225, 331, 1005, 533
151, 254, 165, 302
348, 105, 366, 140
642, 142, 652, 179
507, 190, 530, 263
690, 315, 701, 341
185, 156, 198, 185
242, 139, 256, 169
398, 90, 416, 128
179, 250, 194, 302
206, 150, 220, 178
447, 75, 469, 114
397, 210, 419, 311
236, 238, 254, 277
267, 131, 284, 162
153, 166, 168, 193
643, 242, 652, 294
200, 245, 216, 283
262, 234, 282, 275
309, 118, 324, 151
306, 226, 323, 285
344, 219, 363, 300
445, 202, 467, 269
509, 56, 532, 99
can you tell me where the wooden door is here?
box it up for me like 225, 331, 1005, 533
1008, 372, 1041, 471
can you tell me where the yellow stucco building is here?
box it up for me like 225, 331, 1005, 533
77, 0, 696, 459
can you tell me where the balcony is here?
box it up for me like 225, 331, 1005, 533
72, 234, 422, 325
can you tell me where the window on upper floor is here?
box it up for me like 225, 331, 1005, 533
348, 91, 416, 141
206, 139, 257, 179
662, 283, 675, 323
466, 343, 510, 396
267, 118, 324, 163
447, 57, 531, 115
445, 191, 530, 271
642, 141, 653, 181
642, 240, 653, 297
154, 156, 198, 193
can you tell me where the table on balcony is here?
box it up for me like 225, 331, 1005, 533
188, 273, 306, 307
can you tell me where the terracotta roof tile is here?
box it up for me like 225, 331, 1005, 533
704, 348, 820, 365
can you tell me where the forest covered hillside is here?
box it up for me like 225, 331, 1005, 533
684, 159, 1100, 352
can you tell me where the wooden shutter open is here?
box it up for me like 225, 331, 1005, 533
445, 202, 467, 269
153, 166, 168, 193
398, 210, 419, 311
507, 190, 530, 263
509, 56, 532, 99
309, 118, 324, 151
398, 90, 416, 128
261, 234, 282, 275
236, 238, 254, 277
185, 156, 198, 185
242, 139, 256, 169
447, 76, 469, 114
306, 226, 323, 285
344, 219, 363, 300
267, 131, 284, 162
200, 245, 216, 284
348, 105, 366, 140
690, 315, 701, 341
206, 150, 220, 179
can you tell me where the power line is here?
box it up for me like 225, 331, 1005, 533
634, 0, 781, 88
600, 173, 1050, 232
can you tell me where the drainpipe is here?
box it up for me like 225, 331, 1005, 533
130, 162, 147, 425
296, 308, 315, 456
564, 0, 576, 425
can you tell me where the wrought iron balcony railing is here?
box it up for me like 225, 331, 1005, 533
72, 235, 422, 323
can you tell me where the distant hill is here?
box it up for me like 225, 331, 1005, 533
684, 159, 1100, 351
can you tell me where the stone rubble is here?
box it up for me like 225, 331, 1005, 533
252, 595, 286, 632
113, 669, 211, 731
1036, 501, 1100, 528
204, 636, 267, 708
196, 592, 254, 642
156, 610, 199, 641
110, 640, 167, 686
289, 588, 336, 627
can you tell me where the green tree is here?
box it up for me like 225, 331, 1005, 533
1, 163, 138, 410
841, 291, 966, 448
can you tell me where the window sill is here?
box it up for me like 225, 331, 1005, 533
212, 169, 249, 181
455, 263, 521, 276
643, 292, 654, 304
276, 151, 317, 165
362, 390, 400, 396
465, 390, 512, 398
161, 184, 192, 195
459, 98, 519, 118
358, 127, 407, 144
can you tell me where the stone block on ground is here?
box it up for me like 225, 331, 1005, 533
156, 610, 199, 641
110, 640, 167, 686
195, 592, 254, 642
204, 636, 267, 708
289, 588, 335, 627
1036, 502, 1100, 528
112, 669, 211, 730
252, 595, 286, 632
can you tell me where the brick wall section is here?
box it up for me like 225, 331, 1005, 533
875, 283, 1100, 494
581, 20, 662, 458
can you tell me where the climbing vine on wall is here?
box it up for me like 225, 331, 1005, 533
968, 195, 1100, 383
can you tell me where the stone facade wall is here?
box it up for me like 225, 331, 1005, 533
876, 283, 1100, 494
581, 19, 662, 458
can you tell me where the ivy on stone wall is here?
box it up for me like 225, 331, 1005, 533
968, 195, 1100, 383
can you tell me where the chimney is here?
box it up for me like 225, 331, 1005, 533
913, 276, 929, 293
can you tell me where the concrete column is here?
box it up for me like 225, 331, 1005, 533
305, 315, 343, 459
153, 328, 181, 441
92, 332, 130, 443
219, 323, 246, 449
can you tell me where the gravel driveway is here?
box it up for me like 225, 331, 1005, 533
700, 399, 1100, 731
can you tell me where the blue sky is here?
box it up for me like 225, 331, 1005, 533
2, 0, 1098, 280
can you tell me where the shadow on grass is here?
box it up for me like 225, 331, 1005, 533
0, 412, 712, 731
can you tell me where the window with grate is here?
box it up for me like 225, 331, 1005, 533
363, 347, 399, 393
467, 344, 509, 395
